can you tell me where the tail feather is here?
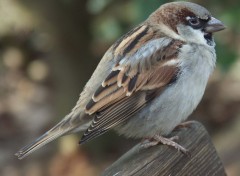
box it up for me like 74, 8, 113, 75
15, 119, 74, 160
15, 129, 69, 160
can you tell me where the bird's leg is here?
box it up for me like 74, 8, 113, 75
141, 135, 189, 155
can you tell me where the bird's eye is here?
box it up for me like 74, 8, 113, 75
187, 17, 203, 29
189, 18, 200, 25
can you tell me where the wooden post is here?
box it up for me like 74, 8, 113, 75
102, 121, 226, 176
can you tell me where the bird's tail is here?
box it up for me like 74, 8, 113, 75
15, 114, 85, 160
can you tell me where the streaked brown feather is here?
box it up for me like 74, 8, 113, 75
141, 65, 178, 90
102, 70, 119, 87
117, 68, 127, 87
127, 75, 138, 95
114, 25, 148, 55
86, 87, 125, 115
121, 74, 129, 84
93, 83, 119, 102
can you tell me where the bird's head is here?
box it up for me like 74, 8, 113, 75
148, 1, 225, 46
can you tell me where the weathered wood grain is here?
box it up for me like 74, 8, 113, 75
102, 121, 226, 176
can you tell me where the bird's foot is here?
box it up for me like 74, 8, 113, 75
141, 135, 190, 156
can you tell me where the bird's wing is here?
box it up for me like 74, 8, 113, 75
80, 25, 185, 143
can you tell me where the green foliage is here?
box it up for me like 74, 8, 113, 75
216, 43, 238, 71
133, 0, 169, 23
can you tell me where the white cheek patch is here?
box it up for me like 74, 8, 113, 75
177, 25, 207, 45
189, 29, 206, 44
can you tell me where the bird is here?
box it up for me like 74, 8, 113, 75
15, 1, 225, 159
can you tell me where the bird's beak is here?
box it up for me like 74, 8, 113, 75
204, 17, 226, 33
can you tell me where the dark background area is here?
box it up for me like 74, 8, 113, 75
0, 0, 240, 175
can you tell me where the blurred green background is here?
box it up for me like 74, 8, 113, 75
0, 0, 240, 175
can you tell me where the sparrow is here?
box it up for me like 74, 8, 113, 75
15, 1, 225, 159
